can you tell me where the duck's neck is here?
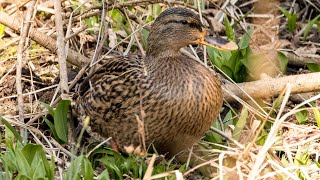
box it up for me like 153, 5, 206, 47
146, 48, 181, 60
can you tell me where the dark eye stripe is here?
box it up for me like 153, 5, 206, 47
179, 20, 188, 24
167, 20, 203, 31
189, 22, 202, 31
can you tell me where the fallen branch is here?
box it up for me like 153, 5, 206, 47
0, 11, 89, 67
282, 51, 320, 66
223, 72, 320, 102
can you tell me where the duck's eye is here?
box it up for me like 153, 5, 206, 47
179, 20, 189, 24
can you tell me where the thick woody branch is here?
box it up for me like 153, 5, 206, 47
223, 72, 320, 102
0, 11, 89, 67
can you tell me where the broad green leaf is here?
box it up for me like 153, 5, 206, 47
233, 107, 248, 140
303, 15, 320, 40
238, 28, 253, 49
15, 148, 32, 178
223, 110, 235, 127
97, 169, 110, 180
32, 160, 47, 180
307, 63, 320, 72
277, 51, 288, 73
221, 65, 234, 79
219, 51, 232, 65
234, 61, 246, 83
108, 9, 125, 24
21, 144, 43, 165
83, 157, 94, 180
207, 46, 223, 68
54, 100, 71, 143
152, 4, 162, 17
43, 116, 60, 141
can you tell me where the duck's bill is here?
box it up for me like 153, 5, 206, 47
200, 35, 238, 51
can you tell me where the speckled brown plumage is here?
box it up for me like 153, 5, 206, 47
76, 7, 224, 156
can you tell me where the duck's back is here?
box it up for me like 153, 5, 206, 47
76, 55, 223, 155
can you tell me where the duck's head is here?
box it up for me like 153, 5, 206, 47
147, 7, 238, 56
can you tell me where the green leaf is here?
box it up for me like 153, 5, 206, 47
303, 15, 320, 40
288, 13, 297, 32
279, 7, 290, 17
83, 157, 94, 180
140, 28, 149, 49
53, 100, 70, 143
99, 155, 123, 179
43, 116, 60, 141
311, 102, 320, 128
233, 107, 248, 140
316, 21, 320, 31
0, 116, 23, 143
277, 51, 288, 73
221, 65, 234, 79
238, 28, 253, 49
14, 148, 32, 178
224, 16, 236, 41
234, 61, 246, 83
21, 144, 43, 165
279, 7, 297, 32
97, 169, 110, 180
41, 102, 54, 116
295, 109, 308, 124
307, 63, 320, 72
207, 46, 222, 68
152, 4, 162, 17
65, 155, 94, 180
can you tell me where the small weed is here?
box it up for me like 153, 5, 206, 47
41, 100, 71, 144
279, 7, 297, 32
0, 116, 55, 180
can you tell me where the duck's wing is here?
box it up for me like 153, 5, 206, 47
75, 55, 146, 122
78, 55, 144, 96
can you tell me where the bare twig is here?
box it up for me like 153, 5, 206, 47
54, 0, 69, 97
54, 0, 73, 144
16, 1, 35, 136
91, 0, 108, 65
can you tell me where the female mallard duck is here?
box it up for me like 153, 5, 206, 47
76, 7, 237, 156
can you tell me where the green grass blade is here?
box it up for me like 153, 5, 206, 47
303, 15, 320, 40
